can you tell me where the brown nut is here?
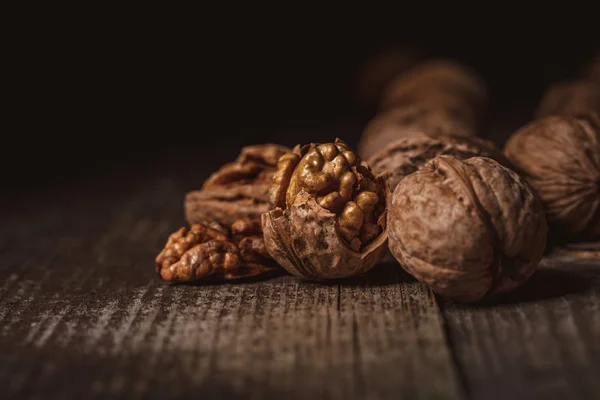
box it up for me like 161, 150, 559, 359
388, 156, 547, 302
378, 59, 488, 118
357, 104, 478, 160
156, 218, 278, 282
185, 143, 291, 225
535, 80, 600, 119
367, 131, 511, 190
504, 115, 600, 242
262, 138, 389, 280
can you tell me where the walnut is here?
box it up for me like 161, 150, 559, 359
185, 144, 291, 225
388, 156, 547, 302
582, 53, 600, 85
156, 218, 278, 282
261, 138, 389, 280
357, 103, 477, 160
504, 114, 600, 242
378, 59, 488, 119
535, 80, 600, 119
358, 59, 488, 160
366, 131, 511, 190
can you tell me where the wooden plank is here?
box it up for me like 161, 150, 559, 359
0, 165, 464, 399
441, 253, 600, 400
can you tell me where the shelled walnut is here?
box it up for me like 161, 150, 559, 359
156, 218, 278, 282
535, 80, 600, 118
504, 114, 600, 242
262, 138, 389, 280
185, 144, 291, 225
358, 59, 488, 160
388, 156, 547, 302
367, 131, 511, 190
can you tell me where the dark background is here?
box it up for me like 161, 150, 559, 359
4, 10, 598, 194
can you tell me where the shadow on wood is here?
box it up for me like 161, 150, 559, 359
451, 267, 592, 308
337, 261, 416, 287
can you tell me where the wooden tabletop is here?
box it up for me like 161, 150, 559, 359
1, 137, 600, 400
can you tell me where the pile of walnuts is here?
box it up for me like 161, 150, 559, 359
154, 55, 599, 303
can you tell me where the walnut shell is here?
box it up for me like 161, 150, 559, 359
379, 59, 488, 117
504, 115, 600, 241
357, 104, 477, 160
185, 143, 291, 225
367, 131, 511, 190
535, 80, 600, 119
388, 156, 547, 302
262, 139, 389, 280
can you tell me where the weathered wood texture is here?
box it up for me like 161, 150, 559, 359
1, 148, 600, 399
0, 161, 461, 400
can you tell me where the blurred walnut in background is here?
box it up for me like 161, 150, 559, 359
504, 115, 600, 242
535, 81, 600, 119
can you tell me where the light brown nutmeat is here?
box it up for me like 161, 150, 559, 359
367, 131, 511, 191
388, 155, 547, 302
185, 144, 291, 225
156, 219, 278, 282
535, 80, 600, 119
504, 114, 600, 242
262, 138, 389, 280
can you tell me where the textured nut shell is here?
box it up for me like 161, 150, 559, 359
367, 131, 511, 190
262, 190, 389, 280
388, 156, 547, 302
535, 81, 600, 118
504, 115, 600, 240
379, 59, 488, 115
358, 105, 477, 160
185, 143, 290, 225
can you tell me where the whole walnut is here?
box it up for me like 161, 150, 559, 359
535, 80, 600, 118
357, 104, 477, 160
262, 138, 389, 280
388, 156, 547, 302
504, 114, 600, 241
185, 144, 290, 225
378, 59, 488, 119
367, 131, 510, 190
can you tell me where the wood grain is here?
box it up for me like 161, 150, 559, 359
0, 164, 460, 400
441, 253, 600, 400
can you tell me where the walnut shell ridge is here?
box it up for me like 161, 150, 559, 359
388, 156, 547, 302
504, 115, 600, 241
262, 190, 389, 280
367, 131, 511, 190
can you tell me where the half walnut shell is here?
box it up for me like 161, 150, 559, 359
261, 139, 389, 280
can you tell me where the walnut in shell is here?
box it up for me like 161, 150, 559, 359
388, 156, 547, 302
262, 138, 389, 280
504, 114, 600, 242
535, 80, 600, 119
156, 218, 278, 282
185, 144, 291, 225
378, 59, 488, 119
367, 131, 510, 190
357, 103, 477, 160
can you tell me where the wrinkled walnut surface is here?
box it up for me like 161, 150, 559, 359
504, 115, 600, 241
357, 104, 477, 160
535, 81, 600, 119
156, 218, 278, 282
367, 131, 511, 190
378, 59, 488, 116
185, 144, 290, 225
263, 138, 389, 280
388, 156, 547, 302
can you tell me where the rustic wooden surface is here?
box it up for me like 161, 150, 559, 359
1, 145, 600, 400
